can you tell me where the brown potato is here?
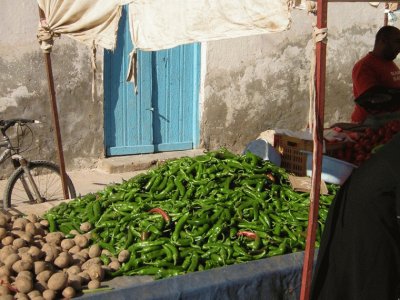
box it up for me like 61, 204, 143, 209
39, 219, 49, 228
28, 246, 44, 260
24, 222, 37, 236
60, 239, 75, 251
4, 253, 20, 268
88, 244, 101, 259
12, 238, 27, 249
87, 264, 104, 281
12, 259, 33, 273
54, 252, 72, 269
101, 249, 112, 257
0, 285, 10, 295
12, 231, 33, 244
34, 261, 51, 275
12, 218, 28, 231
44, 232, 64, 246
68, 274, 82, 290
0, 227, 7, 239
42, 289, 56, 300
0, 215, 8, 227
66, 265, 81, 276
14, 276, 33, 294
87, 279, 101, 290
78, 271, 90, 285
0, 266, 11, 277
15, 292, 30, 300
16, 270, 33, 280
18, 247, 30, 255
81, 257, 101, 271
71, 254, 85, 266
78, 248, 89, 260
47, 272, 68, 291
0, 245, 16, 261
42, 244, 60, 263
2, 236, 14, 246
36, 270, 53, 283
73, 235, 88, 248
0, 275, 10, 284
26, 214, 38, 224
79, 222, 92, 233
68, 245, 81, 255
117, 250, 130, 263
19, 252, 33, 262
108, 260, 121, 272
27, 290, 41, 299
83, 232, 92, 240
62, 286, 76, 299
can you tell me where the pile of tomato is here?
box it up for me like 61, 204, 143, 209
333, 120, 400, 166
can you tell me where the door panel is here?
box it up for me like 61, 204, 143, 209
104, 6, 200, 156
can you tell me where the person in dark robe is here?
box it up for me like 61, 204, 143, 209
310, 132, 400, 300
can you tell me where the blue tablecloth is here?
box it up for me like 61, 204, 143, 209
80, 251, 308, 300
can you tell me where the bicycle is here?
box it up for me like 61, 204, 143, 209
0, 118, 76, 209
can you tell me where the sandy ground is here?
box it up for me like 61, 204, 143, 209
0, 168, 145, 216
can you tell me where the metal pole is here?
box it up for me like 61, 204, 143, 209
299, 0, 327, 299
38, 6, 69, 200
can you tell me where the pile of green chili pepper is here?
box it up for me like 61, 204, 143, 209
44, 148, 338, 279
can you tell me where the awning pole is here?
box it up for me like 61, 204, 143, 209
384, 3, 389, 26
38, 6, 69, 200
299, 0, 327, 299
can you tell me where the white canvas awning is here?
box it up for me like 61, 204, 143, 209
125, 0, 291, 85
36, 0, 131, 51
128, 0, 291, 52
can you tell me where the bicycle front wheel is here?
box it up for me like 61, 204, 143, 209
3, 160, 77, 209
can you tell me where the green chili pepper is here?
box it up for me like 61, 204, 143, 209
172, 212, 190, 242
187, 252, 199, 272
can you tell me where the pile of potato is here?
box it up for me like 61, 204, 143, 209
0, 212, 126, 299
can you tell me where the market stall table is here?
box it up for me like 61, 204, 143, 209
79, 251, 309, 300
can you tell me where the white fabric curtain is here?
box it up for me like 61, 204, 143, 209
128, 0, 291, 51
36, 0, 131, 50
126, 0, 291, 85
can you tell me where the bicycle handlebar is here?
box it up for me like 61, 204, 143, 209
0, 119, 40, 132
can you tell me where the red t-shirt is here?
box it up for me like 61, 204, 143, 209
351, 52, 400, 123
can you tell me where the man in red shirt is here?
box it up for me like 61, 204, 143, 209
351, 25, 400, 123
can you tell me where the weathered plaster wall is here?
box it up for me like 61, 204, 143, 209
0, 1, 104, 172
201, 3, 388, 153
0, 2, 393, 170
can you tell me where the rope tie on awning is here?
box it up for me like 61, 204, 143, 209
37, 19, 59, 53
306, 1, 317, 15
308, 24, 328, 131
313, 27, 328, 44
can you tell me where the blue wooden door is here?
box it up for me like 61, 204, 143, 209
104, 6, 200, 156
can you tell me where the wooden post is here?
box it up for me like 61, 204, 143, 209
384, 3, 389, 26
38, 7, 69, 200
299, 0, 327, 299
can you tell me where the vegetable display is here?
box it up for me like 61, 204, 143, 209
335, 120, 400, 165
43, 148, 338, 280
0, 213, 111, 300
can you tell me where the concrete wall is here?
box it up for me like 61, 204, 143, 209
0, 2, 389, 170
0, 1, 104, 173
201, 3, 387, 153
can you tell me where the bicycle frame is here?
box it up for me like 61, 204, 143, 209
11, 154, 45, 203
0, 120, 44, 204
